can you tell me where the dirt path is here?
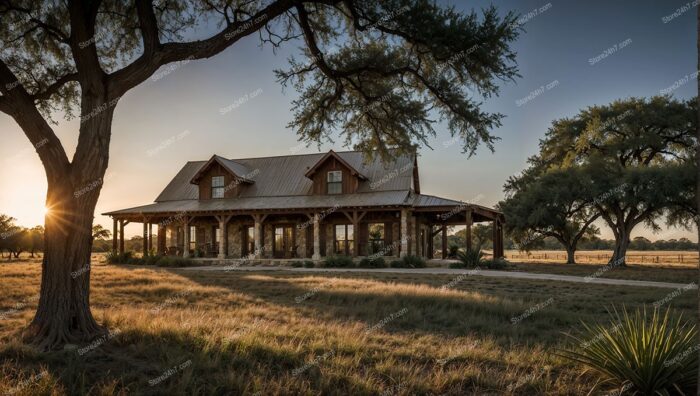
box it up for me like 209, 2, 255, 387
180, 266, 689, 289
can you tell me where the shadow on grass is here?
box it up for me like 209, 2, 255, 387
0, 325, 375, 395
166, 269, 583, 346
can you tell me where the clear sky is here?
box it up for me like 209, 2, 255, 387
0, 0, 697, 240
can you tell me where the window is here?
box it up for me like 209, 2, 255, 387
212, 176, 225, 198
189, 226, 196, 251
368, 223, 386, 255
327, 171, 342, 194
245, 226, 255, 256
334, 224, 354, 255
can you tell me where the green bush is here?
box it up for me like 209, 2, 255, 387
390, 255, 426, 268
455, 249, 485, 269
155, 256, 197, 268
105, 251, 133, 264
358, 257, 386, 268
303, 260, 315, 268
144, 254, 164, 266
560, 306, 697, 395
322, 256, 355, 268
447, 245, 459, 258
484, 258, 509, 270
290, 261, 304, 268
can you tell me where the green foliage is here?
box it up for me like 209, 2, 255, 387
290, 261, 304, 268
92, 225, 111, 241
105, 251, 195, 268
322, 256, 355, 268
447, 245, 459, 259
455, 249, 485, 268
560, 306, 697, 395
390, 255, 426, 268
105, 251, 133, 264
503, 96, 697, 264
483, 258, 510, 270
358, 257, 387, 268
154, 256, 197, 268
303, 260, 315, 268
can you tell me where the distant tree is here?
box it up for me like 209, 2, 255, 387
501, 167, 600, 264
24, 226, 44, 258
0, 0, 521, 350
92, 225, 111, 241
537, 97, 696, 266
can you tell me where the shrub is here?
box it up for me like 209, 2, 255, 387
290, 261, 304, 268
144, 254, 164, 266
560, 306, 697, 395
358, 257, 386, 268
389, 259, 403, 268
303, 260, 315, 268
484, 258, 509, 270
105, 251, 133, 264
322, 256, 355, 268
455, 249, 485, 269
390, 255, 426, 268
155, 256, 197, 268
447, 245, 459, 258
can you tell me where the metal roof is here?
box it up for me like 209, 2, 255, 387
155, 150, 415, 202
104, 190, 411, 216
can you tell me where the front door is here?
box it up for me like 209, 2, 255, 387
274, 226, 295, 259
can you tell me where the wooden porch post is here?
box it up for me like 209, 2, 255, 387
312, 213, 321, 261
148, 223, 153, 253
252, 214, 267, 259
142, 220, 148, 256
158, 224, 166, 254
119, 220, 128, 254
492, 218, 499, 259
427, 225, 434, 259
216, 215, 232, 259
441, 224, 447, 259
465, 209, 473, 254
182, 215, 190, 258
414, 215, 420, 256
497, 218, 505, 259
400, 209, 409, 257
112, 217, 118, 254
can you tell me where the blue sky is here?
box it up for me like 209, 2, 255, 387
0, 0, 696, 240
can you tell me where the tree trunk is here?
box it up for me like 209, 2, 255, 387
22, 178, 105, 350
23, 97, 115, 351
565, 245, 576, 264
609, 231, 630, 267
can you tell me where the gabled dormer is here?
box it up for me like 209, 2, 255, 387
190, 155, 254, 199
305, 150, 368, 195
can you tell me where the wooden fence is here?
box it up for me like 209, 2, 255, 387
505, 252, 699, 265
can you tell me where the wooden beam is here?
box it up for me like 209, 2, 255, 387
441, 224, 447, 260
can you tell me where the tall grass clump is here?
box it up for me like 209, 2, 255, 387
560, 306, 697, 395
322, 256, 355, 268
452, 249, 485, 269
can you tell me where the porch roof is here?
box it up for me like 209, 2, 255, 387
103, 191, 502, 223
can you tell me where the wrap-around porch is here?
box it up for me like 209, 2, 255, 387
109, 205, 505, 261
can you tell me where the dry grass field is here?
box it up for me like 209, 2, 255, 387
0, 256, 697, 395
505, 250, 699, 266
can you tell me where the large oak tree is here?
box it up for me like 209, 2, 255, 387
0, 0, 520, 349
537, 97, 696, 266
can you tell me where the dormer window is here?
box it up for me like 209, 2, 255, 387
327, 171, 342, 194
212, 176, 225, 198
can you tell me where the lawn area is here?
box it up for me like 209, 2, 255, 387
508, 261, 698, 284
0, 260, 696, 395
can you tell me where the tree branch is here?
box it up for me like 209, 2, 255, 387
108, 0, 303, 98
0, 58, 70, 177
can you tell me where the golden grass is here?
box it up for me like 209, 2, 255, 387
505, 250, 698, 266
0, 259, 696, 395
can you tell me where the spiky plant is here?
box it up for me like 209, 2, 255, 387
560, 306, 697, 395
455, 249, 485, 268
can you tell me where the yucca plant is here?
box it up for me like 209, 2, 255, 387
454, 249, 485, 268
559, 306, 697, 395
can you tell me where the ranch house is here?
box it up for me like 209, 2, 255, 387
104, 150, 505, 262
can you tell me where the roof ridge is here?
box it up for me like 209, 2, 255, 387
224, 148, 403, 162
